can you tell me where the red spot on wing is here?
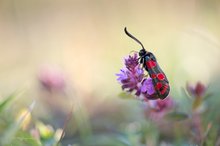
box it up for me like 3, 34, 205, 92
161, 84, 168, 95
156, 82, 162, 90
146, 60, 156, 69
151, 74, 157, 79
157, 73, 165, 80
155, 82, 169, 95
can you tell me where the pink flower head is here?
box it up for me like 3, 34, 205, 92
186, 82, 206, 97
143, 96, 175, 120
153, 97, 174, 112
38, 66, 66, 92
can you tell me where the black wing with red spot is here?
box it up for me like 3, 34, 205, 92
144, 55, 170, 99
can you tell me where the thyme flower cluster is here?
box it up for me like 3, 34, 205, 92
116, 53, 155, 100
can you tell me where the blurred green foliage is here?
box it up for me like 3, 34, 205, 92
0, 79, 220, 146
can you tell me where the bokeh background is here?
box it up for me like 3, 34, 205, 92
0, 0, 220, 145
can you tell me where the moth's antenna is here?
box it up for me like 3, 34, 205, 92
124, 27, 145, 50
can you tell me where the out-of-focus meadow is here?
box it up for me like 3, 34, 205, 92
0, 0, 220, 145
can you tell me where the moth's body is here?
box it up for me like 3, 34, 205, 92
124, 27, 170, 99
139, 49, 170, 99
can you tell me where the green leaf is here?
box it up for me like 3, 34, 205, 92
9, 131, 41, 146
0, 89, 25, 113
118, 92, 134, 100
203, 92, 213, 100
165, 112, 188, 121
0, 93, 17, 113
0, 101, 36, 145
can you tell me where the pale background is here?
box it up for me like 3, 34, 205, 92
0, 0, 220, 100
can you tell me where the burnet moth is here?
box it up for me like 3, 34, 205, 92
124, 27, 170, 99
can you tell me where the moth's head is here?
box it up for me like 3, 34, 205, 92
139, 49, 147, 57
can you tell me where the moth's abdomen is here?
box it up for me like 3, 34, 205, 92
144, 59, 170, 99
154, 81, 170, 99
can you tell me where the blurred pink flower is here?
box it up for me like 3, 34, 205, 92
186, 82, 206, 97
186, 82, 209, 113
143, 96, 174, 120
30, 128, 40, 141
151, 96, 174, 112
38, 66, 66, 92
